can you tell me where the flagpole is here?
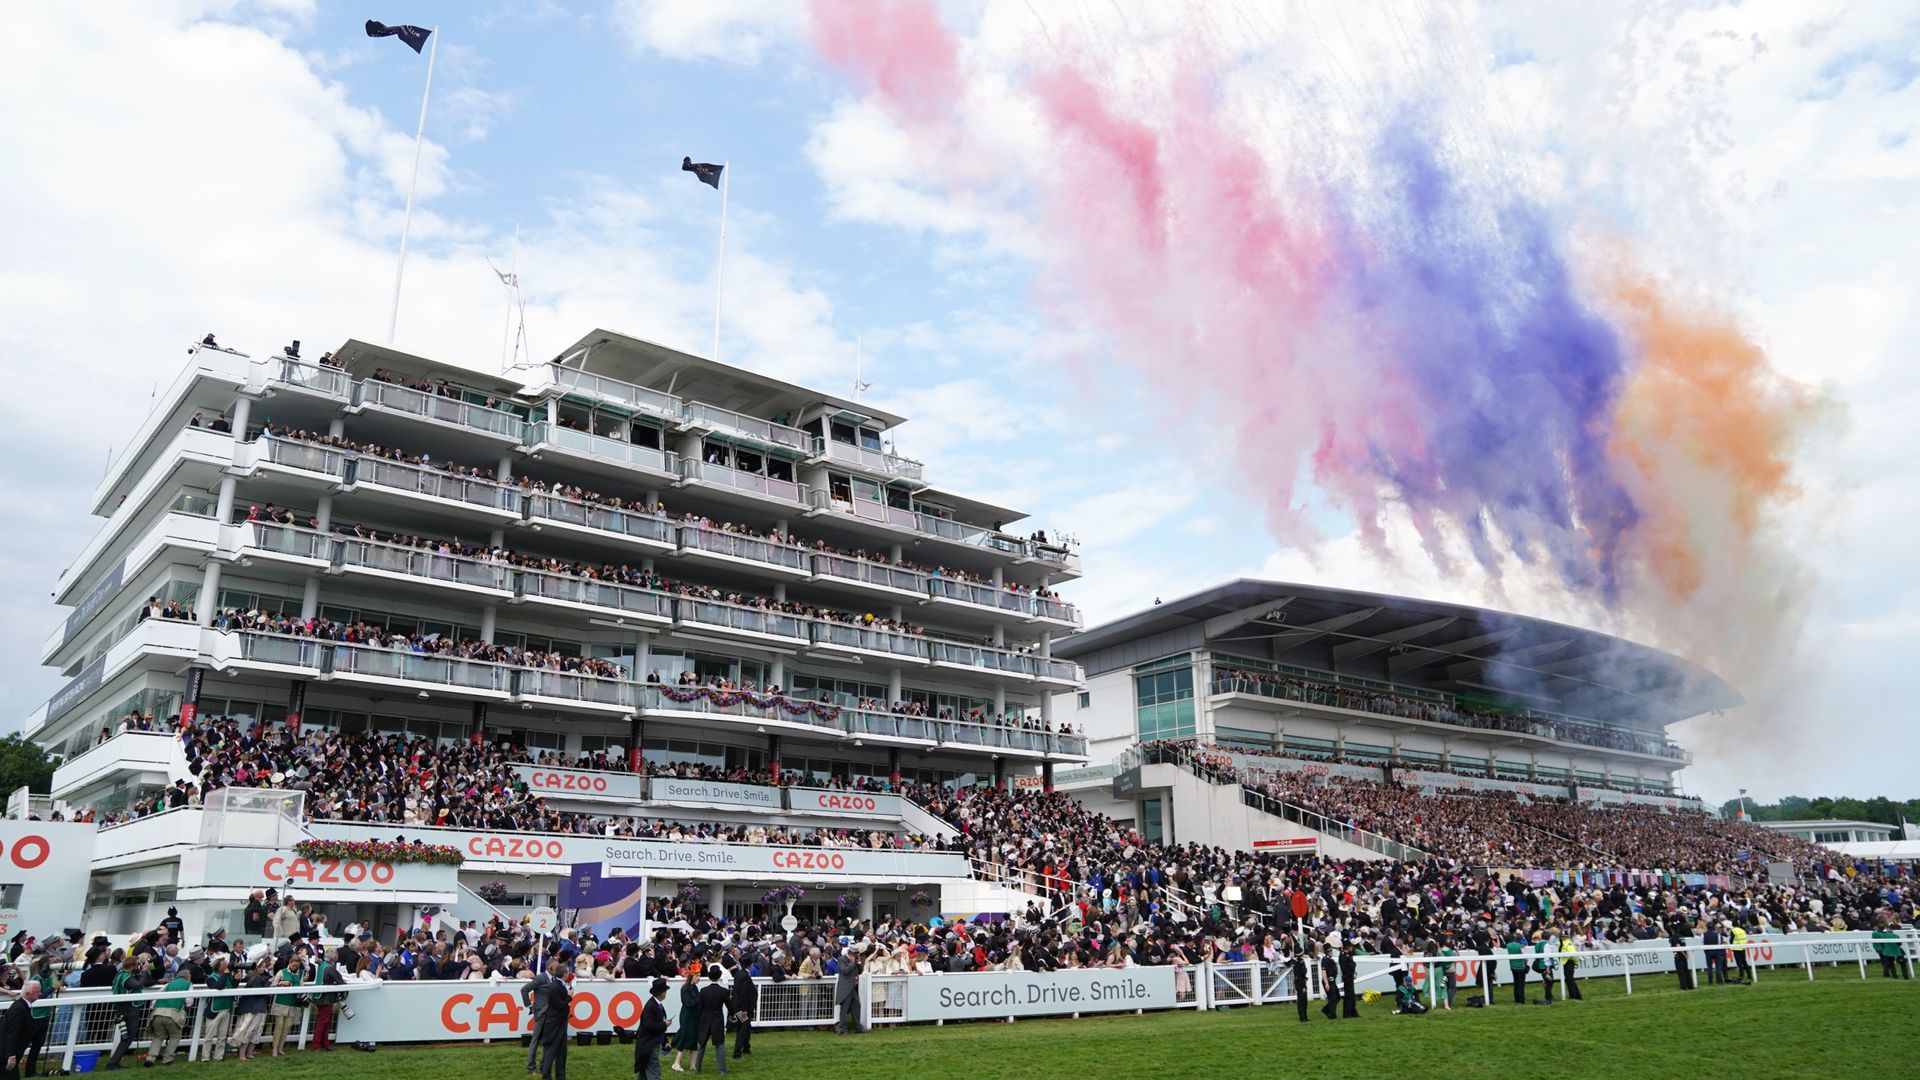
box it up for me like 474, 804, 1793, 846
712, 161, 729, 361
387, 26, 439, 344
500, 223, 519, 373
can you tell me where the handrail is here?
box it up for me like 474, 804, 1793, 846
546, 363, 681, 416
679, 522, 811, 570
259, 356, 350, 397
523, 491, 676, 545
516, 567, 675, 619
812, 551, 930, 593
526, 421, 680, 475
682, 401, 811, 451
349, 455, 521, 513
1240, 785, 1432, 862
681, 458, 806, 504
356, 378, 524, 438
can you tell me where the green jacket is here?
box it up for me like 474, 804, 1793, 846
205, 971, 236, 1013
30, 973, 55, 1019
273, 969, 306, 1008
1506, 940, 1526, 972
154, 975, 192, 1011
1873, 929, 1903, 959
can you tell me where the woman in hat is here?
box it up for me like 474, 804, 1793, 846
668, 963, 702, 1072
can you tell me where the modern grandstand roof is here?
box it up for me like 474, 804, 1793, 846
1057, 579, 1741, 727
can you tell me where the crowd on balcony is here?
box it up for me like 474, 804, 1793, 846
209, 609, 629, 679
1151, 737, 1678, 799
364, 367, 508, 411
136, 597, 197, 623
1211, 667, 1682, 760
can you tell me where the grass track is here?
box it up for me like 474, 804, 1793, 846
124, 966, 1918, 1079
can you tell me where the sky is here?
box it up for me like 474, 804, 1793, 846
1, 1, 1914, 806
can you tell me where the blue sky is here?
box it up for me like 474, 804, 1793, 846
2, 2, 1915, 805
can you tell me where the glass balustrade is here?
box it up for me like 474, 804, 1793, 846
679, 600, 807, 640
357, 379, 524, 438
517, 569, 674, 620
814, 438, 926, 481
810, 621, 929, 660
333, 538, 513, 591
258, 438, 348, 477
679, 525, 810, 571
682, 402, 810, 451
811, 553, 929, 594
325, 643, 513, 692
265, 357, 351, 397
236, 632, 324, 669
547, 365, 681, 418
524, 493, 676, 545
351, 457, 520, 512
526, 420, 679, 475
246, 522, 331, 560
681, 459, 804, 504
517, 669, 633, 707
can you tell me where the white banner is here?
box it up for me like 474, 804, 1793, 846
650, 777, 780, 810
903, 967, 1176, 1021
305, 822, 969, 879
1575, 785, 1701, 810
1358, 931, 1910, 992
177, 846, 459, 897
513, 764, 645, 802
0, 820, 94, 941
786, 788, 903, 818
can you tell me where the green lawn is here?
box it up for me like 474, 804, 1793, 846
136, 967, 1917, 1079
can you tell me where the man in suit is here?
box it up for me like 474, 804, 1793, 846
1288, 944, 1310, 1023
537, 961, 572, 1080
1339, 940, 1359, 1019
0, 982, 41, 1080
634, 979, 671, 1080
691, 967, 731, 1075
834, 943, 865, 1034
729, 957, 758, 1058
521, 963, 553, 1074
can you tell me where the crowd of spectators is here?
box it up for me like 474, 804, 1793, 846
1212, 667, 1684, 760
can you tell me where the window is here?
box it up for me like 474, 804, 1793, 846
858, 428, 884, 451
1077, 692, 1090, 710
1134, 667, 1195, 741
1216, 726, 1274, 750
1140, 798, 1165, 844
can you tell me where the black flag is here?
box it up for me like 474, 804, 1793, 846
365, 19, 432, 53
682, 157, 724, 190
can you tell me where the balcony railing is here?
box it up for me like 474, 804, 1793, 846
634, 685, 844, 733
524, 492, 677, 546
262, 357, 351, 398
235, 631, 326, 669
682, 402, 810, 452
811, 552, 929, 594
927, 576, 1025, 615
516, 668, 633, 708
333, 536, 513, 591
681, 459, 805, 504
258, 437, 348, 477
324, 642, 513, 692
1027, 595, 1080, 624
349, 456, 520, 514
246, 522, 330, 561
810, 621, 928, 661
678, 524, 810, 572
813, 437, 926, 482
678, 599, 808, 641
356, 379, 525, 439
517, 568, 674, 620
526, 421, 679, 476
547, 364, 681, 419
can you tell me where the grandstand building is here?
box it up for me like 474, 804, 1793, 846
21, 331, 1086, 943
1049, 580, 1737, 850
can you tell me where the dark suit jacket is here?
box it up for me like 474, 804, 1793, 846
696, 982, 731, 1041
540, 978, 572, 1035
0, 998, 32, 1060
635, 996, 671, 1062
729, 973, 757, 1018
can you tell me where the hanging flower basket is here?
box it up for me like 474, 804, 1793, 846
292, 838, 464, 866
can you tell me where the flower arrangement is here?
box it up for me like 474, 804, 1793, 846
909, 890, 932, 908
291, 838, 464, 866
475, 881, 510, 903
760, 884, 805, 906
656, 684, 841, 720
836, 893, 859, 913
679, 883, 703, 904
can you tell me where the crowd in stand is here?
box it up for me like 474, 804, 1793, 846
1211, 667, 1684, 760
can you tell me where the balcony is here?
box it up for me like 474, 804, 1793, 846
675, 598, 810, 646
242, 520, 331, 565
635, 684, 846, 736
679, 458, 805, 506
331, 534, 515, 597
676, 523, 810, 576
255, 356, 351, 400
523, 492, 677, 552
810, 437, 926, 483
205, 629, 327, 675
515, 668, 634, 713
353, 379, 525, 441
546, 364, 681, 422
807, 621, 930, 665
1026, 594, 1081, 627
249, 436, 350, 479
681, 402, 810, 452
926, 576, 1028, 618
808, 552, 930, 600
807, 489, 921, 530
323, 641, 514, 696
345, 455, 522, 519
525, 420, 680, 479
840, 711, 1087, 758
515, 567, 674, 625
50, 729, 188, 801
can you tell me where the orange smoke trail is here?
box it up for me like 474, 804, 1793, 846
1608, 277, 1824, 601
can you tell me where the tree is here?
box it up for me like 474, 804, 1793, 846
0, 734, 55, 797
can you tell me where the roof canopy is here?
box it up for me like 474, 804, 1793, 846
1057, 578, 1742, 727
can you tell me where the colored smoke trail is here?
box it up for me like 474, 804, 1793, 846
804, 1, 1826, 677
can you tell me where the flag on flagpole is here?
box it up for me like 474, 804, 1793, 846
366, 19, 432, 53
682, 157, 725, 189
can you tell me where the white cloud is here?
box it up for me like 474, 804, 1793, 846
609, 0, 803, 66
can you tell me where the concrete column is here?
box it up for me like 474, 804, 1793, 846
285, 680, 307, 728
992, 626, 1005, 648
195, 562, 222, 627
642, 558, 655, 573
213, 476, 238, 524
628, 715, 645, 772
489, 529, 505, 550
890, 544, 903, 563
1040, 692, 1054, 730
767, 734, 783, 782
890, 606, 903, 623
993, 687, 1006, 718
992, 757, 1006, 791
773, 583, 786, 602
1039, 632, 1052, 659
888, 747, 902, 788
299, 576, 320, 620
229, 397, 252, 440
709, 883, 725, 918
858, 886, 874, 924
327, 418, 345, 438
887, 669, 903, 703
470, 702, 488, 745
769, 657, 785, 691
313, 493, 334, 532
636, 633, 652, 682
480, 605, 497, 644
497, 455, 514, 482
1043, 761, 1055, 793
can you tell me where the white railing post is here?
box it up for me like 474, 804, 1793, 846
1858, 940, 1868, 980
185, 1001, 205, 1061
1623, 957, 1632, 996
1804, 949, 1815, 981
1249, 961, 1262, 1006
1199, 962, 1213, 1010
